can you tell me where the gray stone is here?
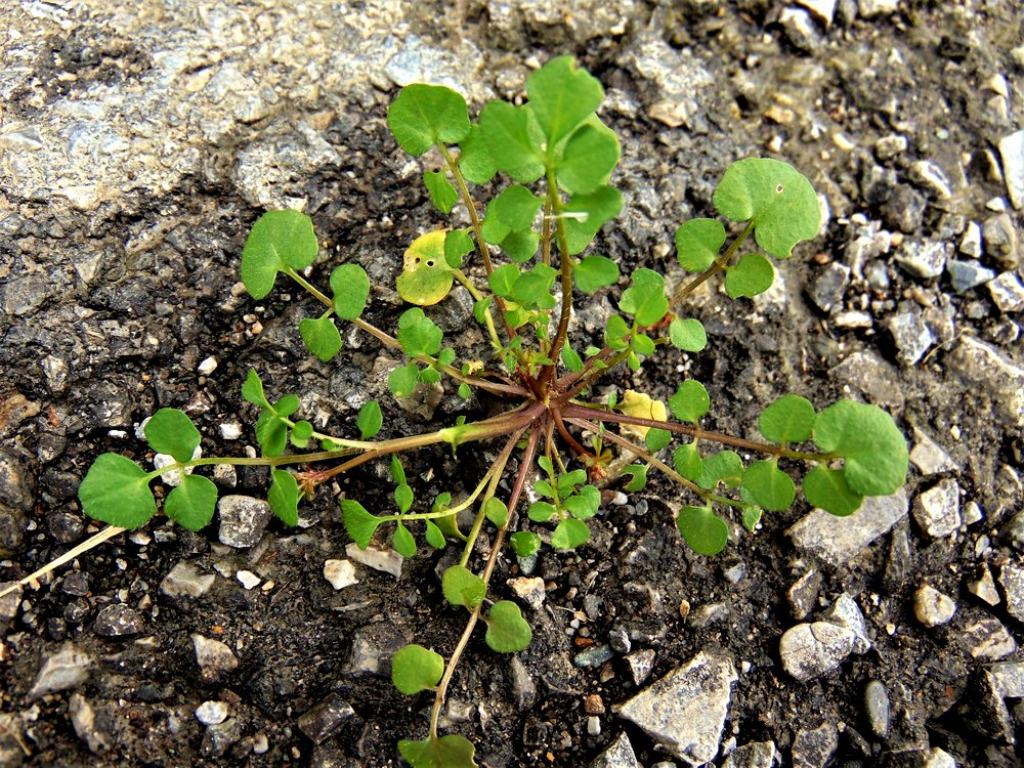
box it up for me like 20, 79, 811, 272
908, 160, 954, 199
616, 650, 737, 766
998, 563, 1024, 622
1009, 511, 1024, 550
791, 722, 838, 768
160, 561, 215, 598
964, 617, 1017, 660
323, 559, 359, 590
882, 525, 912, 594
779, 622, 857, 681
630, 33, 714, 130
831, 350, 904, 409
960, 221, 983, 257
510, 656, 536, 710
909, 430, 957, 475
968, 565, 1001, 606
914, 584, 957, 626
575, 645, 615, 669
947, 336, 1024, 427
625, 649, 656, 686
345, 622, 406, 675
196, 700, 229, 726
779, 8, 820, 52
0, 449, 34, 511
68, 693, 110, 754
946, 259, 995, 293
192, 634, 239, 681
988, 272, 1024, 313
998, 130, 1024, 209
0, 505, 27, 556
28, 643, 92, 698
93, 604, 144, 637
345, 543, 403, 577
875, 134, 908, 161
888, 306, 934, 366
795, 0, 836, 25
895, 240, 948, 279
788, 489, 908, 566
922, 748, 958, 767
590, 732, 641, 768
809, 262, 849, 313
200, 718, 242, 759
983, 214, 1019, 269
822, 594, 871, 654
509, 576, 546, 610
217, 495, 272, 548
881, 185, 926, 233
864, 680, 890, 738
297, 694, 355, 744
721, 740, 781, 768
787, 570, 822, 620
912, 479, 961, 538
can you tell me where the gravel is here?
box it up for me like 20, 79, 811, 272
788, 489, 909, 566
913, 584, 957, 627
779, 622, 857, 682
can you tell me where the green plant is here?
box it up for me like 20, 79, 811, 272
6, 57, 909, 766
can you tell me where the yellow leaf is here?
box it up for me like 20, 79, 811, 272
619, 390, 667, 440
396, 230, 454, 306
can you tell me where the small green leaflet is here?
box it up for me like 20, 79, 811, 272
501, 229, 540, 263
677, 505, 728, 556
458, 124, 497, 185
341, 499, 380, 548
299, 316, 342, 362
484, 601, 533, 652
483, 497, 509, 527
803, 465, 863, 516
78, 454, 157, 529
604, 314, 630, 350
557, 468, 586, 495
442, 564, 485, 609
527, 501, 557, 522
556, 119, 620, 195
565, 485, 600, 519
356, 400, 383, 440
742, 460, 795, 511
399, 735, 477, 768
395, 484, 414, 514
290, 420, 313, 448
387, 84, 471, 156
391, 456, 405, 487
669, 317, 707, 352
164, 474, 218, 531
742, 505, 763, 532
330, 263, 370, 320
526, 56, 603, 147
478, 100, 544, 183
489, 185, 543, 231
574, 255, 619, 294
268, 469, 300, 526
713, 157, 820, 259
423, 170, 458, 214
444, 229, 474, 269
398, 308, 443, 357
510, 531, 541, 557
676, 218, 726, 272
512, 264, 557, 308
241, 368, 271, 410
391, 644, 444, 695
424, 520, 446, 549
562, 186, 623, 255
673, 443, 702, 481
725, 254, 774, 299
240, 210, 319, 300
669, 380, 710, 423
488, 263, 519, 299
812, 401, 908, 497
144, 408, 200, 463
551, 518, 590, 549
561, 344, 584, 372
645, 428, 672, 453
759, 394, 815, 443
389, 363, 420, 398
619, 268, 668, 326
392, 521, 416, 558
622, 464, 648, 492
697, 450, 743, 490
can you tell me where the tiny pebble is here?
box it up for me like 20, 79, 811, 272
195, 700, 229, 726
197, 356, 218, 376
236, 570, 261, 590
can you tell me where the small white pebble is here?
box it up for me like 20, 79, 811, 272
252, 733, 269, 754
220, 422, 243, 441
197, 356, 218, 376
195, 700, 228, 725
236, 570, 261, 590
323, 559, 359, 590
261, 580, 275, 592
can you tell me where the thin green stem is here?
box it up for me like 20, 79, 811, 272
459, 427, 523, 566
670, 220, 755, 306
380, 469, 495, 523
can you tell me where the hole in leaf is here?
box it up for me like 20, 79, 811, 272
775, 183, 784, 193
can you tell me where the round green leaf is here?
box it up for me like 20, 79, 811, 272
299, 316, 342, 362
458, 124, 497, 185
478, 100, 544, 183
240, 210, 318, 299
397, 307, 443, 357
675, 218, 726, 272
526, 56, 603, 146
389, 363, 420, 398
483, 497, 509, 527
268, 468, 299, 527
424, 520, 446, 549
144, 408, 200, 463
391, 643, 444, 695
387, 84, 471, 156
673, 443, 702, 481
510, 531, 541, 557
676, 505, 728, 555
574, 255, 619, 294
813, 401, 908, 497
556, 119, 620, 195
759, 394, 815, 443
563, 186, 623, 255
330, 263, 370, 320
644, 428, 672, 453
619, 268, 668, 326
78, 453, 157, 529
489, 185, 543, 231
399, 735, 478, 768
742, 505, 763, 532
742, 460, 796, 511
668, 317, 707, 352
397, 231, 454, 307
565, 485, 600, 519
444, 229, 475, 269
725, 253, 774, 299
697, 450, 744, 490
341, 499, 380, 548
392, 521, 417, 558
527, 501, 557, 523
511, 264, 557, 308
356, 400, 383, 440
551, 518, 590, 550
500, 230, 540, 263
164, 474, 217, 531
423, 170, 458, 214
484, 601, 533, 652
713, 157, 820, 259
803, 465, 864, 517
442, 564, 486, 609
669, 380, 710, 424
